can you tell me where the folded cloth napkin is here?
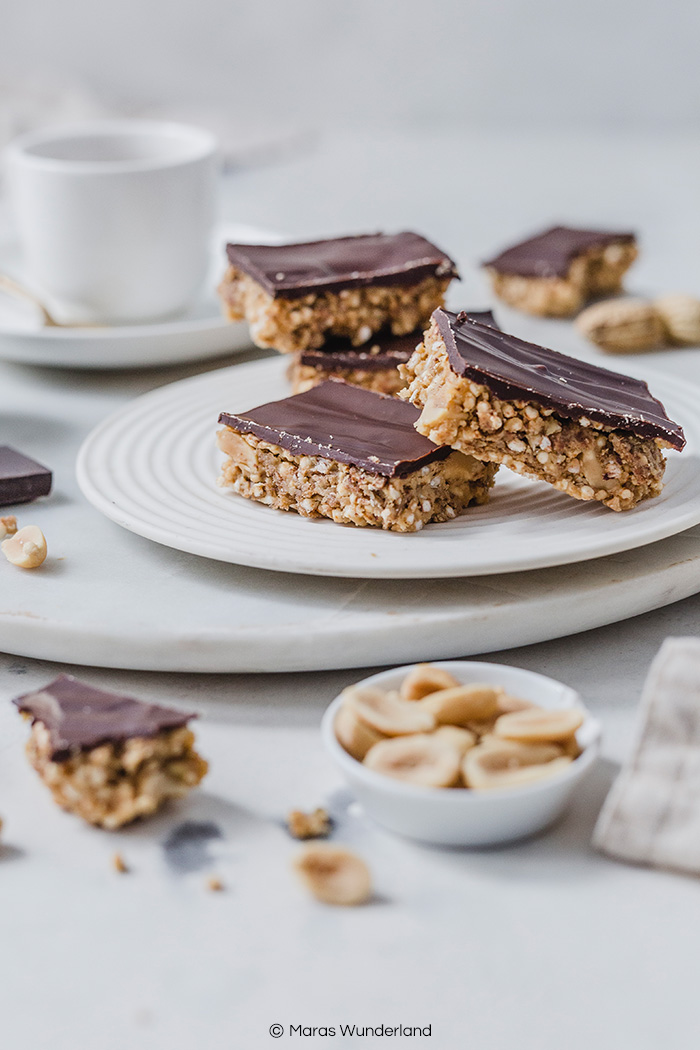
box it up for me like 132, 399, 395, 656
593, 637, 700, 875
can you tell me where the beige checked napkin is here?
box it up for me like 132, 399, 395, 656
593, 636, 700, 875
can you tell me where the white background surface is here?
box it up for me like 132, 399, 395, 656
4, 0, 700, 1020
3, 1, 700, 132
2, 127, 700, 1049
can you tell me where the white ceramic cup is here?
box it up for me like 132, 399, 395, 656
5, 120, 219, 324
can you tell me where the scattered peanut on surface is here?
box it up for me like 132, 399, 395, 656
654, 294, 700, 345
293, 844, 372, 906
577, 293, 700, 353
576, 299, 665, 353
0, 515, 17, 539
1, 524, 48, 568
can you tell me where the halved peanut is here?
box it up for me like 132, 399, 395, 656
400, 663, 461, 701
1, 524, 47, 568
431, 725, 477, 756
334, 703, 385, 761
560, 734, 582, 759
343, 685, 435, 737
494, 707, 584, 743
293, 844, 372, 906
496, 693, 536, 715
418, 684, 500, 726
474, 737, 563, 760
364, 733, 462, 788
462, 744, 572, 790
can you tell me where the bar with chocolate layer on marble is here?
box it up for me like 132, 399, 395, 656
14, 675, 208, 828
483, 225, 637, 316
289, 312, 499, 396
400, 309, 683, 511
217, 380, 497, 531
0, 446, 52, 506
218, 232, 459, 354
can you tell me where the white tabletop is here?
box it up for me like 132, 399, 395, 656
2, 130, 700, 1050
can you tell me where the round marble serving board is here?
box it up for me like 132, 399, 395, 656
2, 356, 700, 671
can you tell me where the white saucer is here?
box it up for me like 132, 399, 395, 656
0, 223, 276, 369
76, 357, 700, 579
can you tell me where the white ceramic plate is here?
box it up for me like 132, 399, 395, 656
0, 223, 276, 369
76, 357, 700, 579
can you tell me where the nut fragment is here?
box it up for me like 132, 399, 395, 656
418, 683, 500, 725
364, 733, 463, 787
399, 663, 461, 701
654, 294, 700, 345
287, 807, 332, 840
0, 515, 17, 539
206, 875, 225, 892
1, 524, 47, 568
112, 851, 128, 874
293, 844, 372, 906
494, 707, 585, 743
576, 299, 665, 353
462, 744, 572, 789
343, 684, 436, 737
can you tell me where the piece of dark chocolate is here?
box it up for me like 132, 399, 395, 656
225, 232, 459, 299
483, 226, 636, 279
435, 309, 685, 448
14, 675, 195, 761
219, 380, 451, 477
0, 446, 52, 506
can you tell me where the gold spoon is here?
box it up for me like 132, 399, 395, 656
0, 273, 103, 328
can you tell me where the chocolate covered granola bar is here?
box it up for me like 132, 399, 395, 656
483, 226, 637, 316
14, 676, 208, 828
289, 312, 498, 396
400, 310, 684, 511
218, 232, 458, 353
217, 380, 496, 531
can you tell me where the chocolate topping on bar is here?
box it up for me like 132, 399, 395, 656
225, 232, 459, 299
0, 446, 52, 506
483, 226, 636, 279
219, 380, 451, 477
435, 309, 685, 448
14, 675, 194, 760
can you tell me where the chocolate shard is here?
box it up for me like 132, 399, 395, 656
219, 380, 451, 477
225, 232, 459, 299
0, 446, 52, 506
14, 675, 195, 761
483, 225, 636, 279
435, 309, 685, 448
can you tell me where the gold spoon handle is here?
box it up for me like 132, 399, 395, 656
0, 272, 58, 326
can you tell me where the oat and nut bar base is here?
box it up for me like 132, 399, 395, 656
400, 310, 684, 511
14, 675, 208, 829
217, 380, 496, 531
289, 312, 498, 396
218, 232, 458, 354
483, 225, 637, 316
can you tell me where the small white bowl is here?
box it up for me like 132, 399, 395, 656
321, 660, 601, 847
